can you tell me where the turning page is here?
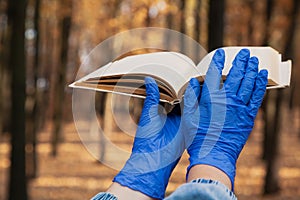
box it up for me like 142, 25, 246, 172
196, 46, 291, 88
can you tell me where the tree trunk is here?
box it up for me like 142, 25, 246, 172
0, 2, 10, 135
263, 90, 281, 194
194, 0, 201, 43
95, 93, 107, 161
39, 16, 52, 127
164, 8, 173, 50
0, 21, 3, 135
263, 0, 299, 194
179, 0, 186, 52
285, 0, 299, 110
193, 0, 202, 63
7, 0, 28, 199
26, 0, 40, 179
262, 0, 274, 161
51, 14, 72, 156
208, 0, 224, 51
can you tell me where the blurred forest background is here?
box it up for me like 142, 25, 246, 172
0, 0, 300, 199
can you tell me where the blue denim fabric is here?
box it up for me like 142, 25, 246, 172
164, 179, 237, 200
90, 179, 237, 200
90, 192, 118, 200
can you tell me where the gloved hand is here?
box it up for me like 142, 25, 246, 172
113, 76, 200, 199
187, 48, 268, 190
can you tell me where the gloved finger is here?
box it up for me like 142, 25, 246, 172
182, 78, 201, 147
183, 78, 201, 115
237, 56, 259, 104
144, 76, 160, 105
139, 76, 160, 126
248, 69, 268, 115
224, 49, 250, 94
202, 49, 225, 94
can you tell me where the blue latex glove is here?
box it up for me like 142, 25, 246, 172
113, 76, 200, 199
187, 48, 268, 190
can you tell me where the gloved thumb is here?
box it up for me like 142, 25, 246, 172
183, 78, 201, 115
182, 78, 201, 147
139, 76, 160, 126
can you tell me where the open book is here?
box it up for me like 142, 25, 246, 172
70, 47, 292, 105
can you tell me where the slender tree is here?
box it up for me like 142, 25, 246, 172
0, 17, 3, 135
0, 1, 9, 136
193, 0, 202, 63
179, 0, 186, 52
285, 0, 299, 110
194, 0, 201, 43
264, 0, 299, 194
7, 0, 28, 199
262, 0, 274, 161
164, 1, 173, 50
51, 1, 72, 156
26, 0, 40, 178
261, 0, 280, 192
263, 90, 281, 194
208, 0, 224, 51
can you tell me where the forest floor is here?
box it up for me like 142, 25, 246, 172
1, 107, 300, 200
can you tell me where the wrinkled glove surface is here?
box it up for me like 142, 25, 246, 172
187, 48, 268, 190
114, 76, 200, 199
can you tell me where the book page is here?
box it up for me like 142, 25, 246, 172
83, 73, 176, 99
72, 51, 199, 95
196, 47, 291, 88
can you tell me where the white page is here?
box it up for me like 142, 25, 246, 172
196, 46, 291, 88
71, 51, 199, 94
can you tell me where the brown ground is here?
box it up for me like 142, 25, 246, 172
0, 108, 300, 200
